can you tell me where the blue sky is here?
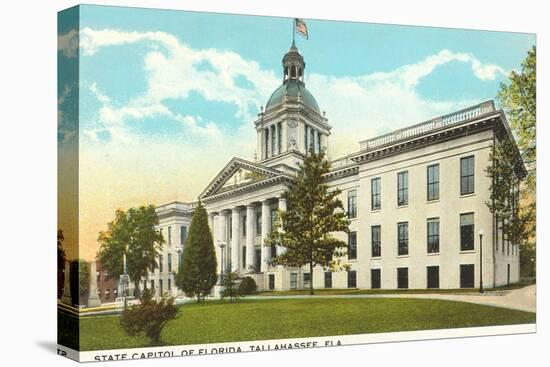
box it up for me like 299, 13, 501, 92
57, 5, 535, 258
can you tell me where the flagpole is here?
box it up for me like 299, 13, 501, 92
292, 18, 295, 44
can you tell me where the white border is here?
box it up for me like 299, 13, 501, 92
59, 324, 536, 363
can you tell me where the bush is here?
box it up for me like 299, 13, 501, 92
238, 276, 257, 295
120, 288, 178, 345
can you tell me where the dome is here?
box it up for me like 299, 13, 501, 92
265, 79, 320, 113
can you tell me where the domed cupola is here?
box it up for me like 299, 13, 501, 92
254, 42, 331, 169
265, 41, 320, 113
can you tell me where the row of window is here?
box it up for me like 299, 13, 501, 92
287, 265, 478, 290
159, 225, 188, 246
346, 212, 506, 260
347, 156, 475, 217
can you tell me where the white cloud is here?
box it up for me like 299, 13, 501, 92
307, 49, 505, 158
79, 27, 506, 168
58, 29, 79, 58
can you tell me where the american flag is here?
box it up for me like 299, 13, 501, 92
295, 18, 308, 39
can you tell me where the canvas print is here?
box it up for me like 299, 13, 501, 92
57, 4, 536, 362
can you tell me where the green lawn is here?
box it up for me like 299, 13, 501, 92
78, 298, 535, 351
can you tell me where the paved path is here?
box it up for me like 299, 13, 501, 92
249, 285, 537, 313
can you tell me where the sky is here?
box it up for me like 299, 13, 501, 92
57, 4, 535, 260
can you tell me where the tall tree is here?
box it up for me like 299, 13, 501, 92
265, 148, 350, 295
97, 205, 163, 297
486, 137, 524, 245
175, 201, 217, 303
57, 229, 66, 299
496, 45, 536, 275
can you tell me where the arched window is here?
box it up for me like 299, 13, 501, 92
291, 65, 296, 78
284, 66, 288, 80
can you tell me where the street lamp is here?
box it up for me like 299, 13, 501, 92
478, 229, 484, 294
217, 240, 226, 284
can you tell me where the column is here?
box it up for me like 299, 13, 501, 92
245, 204, 255, 272
231, 207, 240, 272
87, 261, 101, 307
261, 200, 271, 272
277, 197, 287, 257
218, 211, 228, 274
208, 213, 215, 235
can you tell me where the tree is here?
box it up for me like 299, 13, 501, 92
57, 229, 66, 299
486, 137, 523, 241
97, 205, 163, 297
496, 45, 536, 275
175, 201, 217, 303
120, 288, 178, 346
265, 148, 350, 295
220, 265, 240, 302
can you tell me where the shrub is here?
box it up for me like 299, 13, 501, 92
120, 288, 178, 345
238, 276, 257, 295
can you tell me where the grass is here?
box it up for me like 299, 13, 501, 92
77, 298, 535, 351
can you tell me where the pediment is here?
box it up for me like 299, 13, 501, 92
200, 158, 284, 199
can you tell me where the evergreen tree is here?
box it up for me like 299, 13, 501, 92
175, 201, 217, 303
265, 148, 350, 295
97, 205, 163, 297
220, 265, 240, 302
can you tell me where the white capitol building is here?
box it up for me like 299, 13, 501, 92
146, 42, 524, 295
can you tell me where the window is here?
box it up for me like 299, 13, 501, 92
180, 226, 187, 245
265, 128, 270, 158
167, 226, 172, 245
278, 122, 283, 154
168, 279, 171, 290
150, 280, 154, 292
460, 213, 475, 251
347, 190, 357, 219
271, 125, 276, 155
159, 255, 163, 273
398, 222, 409, 256
427, 266, 439, 288
460, 264, 475, 288
303, 272, 311, 289
427, 164, 440, 201
242, 216, 247, 236
347, 270, 357, 288
167, 254, 172, 273
348, 231, 357, 260
290, 273, 298, 289
256, 212, 262, 235
371, 225, 381, 257
269, 274, 275, 290
316, 131, 322, 153
397, 171, 408, 206
427, 218, 440, 254
397, 267, 408, 289
310, 128, 315, 151
371, 269, 381, 289
242, 247, 246, 268
460, 156, 475, 195
371, 177, 381, 210
159, 279, 163, 295
324, 272, 332, 288
105, 289, 110, 299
